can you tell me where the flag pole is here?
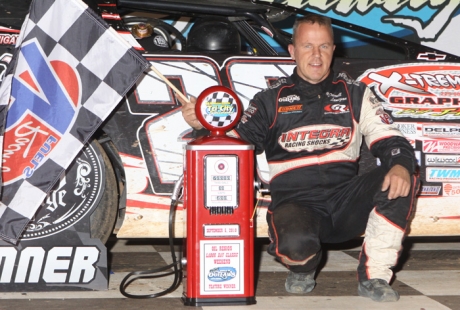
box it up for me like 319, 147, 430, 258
149, 65, 190, 104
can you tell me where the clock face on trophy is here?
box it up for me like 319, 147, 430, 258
195, 86, 243, 135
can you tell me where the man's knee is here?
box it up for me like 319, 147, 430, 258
276, 232, 321, 265
267, 203, 322, 264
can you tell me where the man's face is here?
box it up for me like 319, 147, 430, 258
288, 23, 335, 84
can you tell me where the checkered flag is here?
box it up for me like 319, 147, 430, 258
0, 0, 149, 244
202, 92, 238, 128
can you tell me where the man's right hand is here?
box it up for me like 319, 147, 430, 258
177, 95, 203, 130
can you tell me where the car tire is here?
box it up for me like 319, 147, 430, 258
89, 139, 119, 244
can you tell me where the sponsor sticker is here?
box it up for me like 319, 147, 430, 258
241, 102, 258, 123
0, 32, 19, 46
425, 154, 460, 166
278, 124, 351, 152
408, 138, 416, 149
278, 94, 300, 103
392, 108, 460, 120
396, 122, 418, 136
324, 103, 349, 114
0, 52, 12, 82
358, 63, 460, 120
278, 104, 302, 113
423, 139, 460, 153
422, 124, 460, 137
426, 167, 460, 182
376, 107, 393, 124
419, 185, 442, 196
443, 183, 460, 196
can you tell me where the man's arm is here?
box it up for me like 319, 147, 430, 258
357, 87, 416, 199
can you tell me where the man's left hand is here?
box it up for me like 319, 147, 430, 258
381, 164, 411, 200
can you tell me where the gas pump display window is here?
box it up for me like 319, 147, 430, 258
204, 155, 238, 209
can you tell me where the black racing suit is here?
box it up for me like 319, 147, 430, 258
233, 69, 420, 282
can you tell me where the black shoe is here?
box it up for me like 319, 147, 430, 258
358, 278, 400, 302
285, 271, 315, 294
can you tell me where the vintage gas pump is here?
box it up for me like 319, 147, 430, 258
182, 86, 256, 306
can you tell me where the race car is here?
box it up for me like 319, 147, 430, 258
1, 0, 460, 244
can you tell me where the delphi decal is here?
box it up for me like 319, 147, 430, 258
358, 63, 460, 120
279, 124, 351, 152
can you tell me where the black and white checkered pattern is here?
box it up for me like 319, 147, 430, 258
0, 0, 149, 244
329, 136, 349, 148
202, 92, 238, 128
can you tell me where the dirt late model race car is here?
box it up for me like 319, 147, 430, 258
1, 0, 460, 244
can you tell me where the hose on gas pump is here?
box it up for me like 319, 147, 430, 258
119, 175, 184, 298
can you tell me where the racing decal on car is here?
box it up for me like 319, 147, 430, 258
425, 154, 460, 166
419, 185, 442, 196
21, 142, 104, 240
0, 26, 20, 45
423, 139, 460, 153
422, 123, 460, 137
396, 122, 418, 137
358, 63, 460, 120
443, 183, 460, 196
278, 124, 351, 152
0, 53, 12, 82
426, 167, 460, 182
417, 52, 446, 61
283, 0, 459, 57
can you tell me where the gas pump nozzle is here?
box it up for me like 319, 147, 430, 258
171, 174, 184, 205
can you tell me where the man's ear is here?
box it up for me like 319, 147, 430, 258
288, 44, 295, 60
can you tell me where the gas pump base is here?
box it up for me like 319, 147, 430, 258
182, 296, 257, 307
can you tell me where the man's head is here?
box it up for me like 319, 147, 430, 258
288, 14, 335, 84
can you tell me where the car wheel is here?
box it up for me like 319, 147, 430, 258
21, 139, 118, 244
89, 139, 119, 244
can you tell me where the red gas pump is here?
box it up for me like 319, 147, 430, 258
182, 86, 256, 306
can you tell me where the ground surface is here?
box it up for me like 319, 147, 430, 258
1, 236, 459, 310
